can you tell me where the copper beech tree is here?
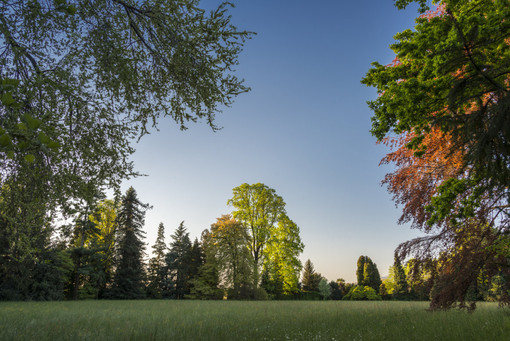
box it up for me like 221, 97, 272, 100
364, 0, 510, 309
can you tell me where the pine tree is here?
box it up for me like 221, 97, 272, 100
164, 221, 192, 299
147, 223, 167, 298
110, 187, 149, 299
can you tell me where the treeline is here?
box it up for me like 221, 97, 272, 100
0, 183, 306, 301
303, 255, 509, 303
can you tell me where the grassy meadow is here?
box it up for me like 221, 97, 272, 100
0, 300, 509, 340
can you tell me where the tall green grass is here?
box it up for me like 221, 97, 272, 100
0, 300, 508, 340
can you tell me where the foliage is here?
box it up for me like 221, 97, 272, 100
0, 1, 252, 302
343, 286, 382, 301
301, 259, 321, 292
228, 183, 304, 291
363, 0, 510, 309
329, 280, 343, 300
164, 221, 193, 299
392, 255, 409, 300
147, 222, 167, 298
318, 278, 331, 300
209, 214, 251, 298
356, 256, 382, 292
188, 230, 223, 300
109, 187, 149, 299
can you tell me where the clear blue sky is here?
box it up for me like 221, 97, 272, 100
123, 0, 427, 283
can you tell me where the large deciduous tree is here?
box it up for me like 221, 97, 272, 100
1, 0, 252, 301
362, 0, 510, 309
210, 214, 252, 298
228, 183, 304, 291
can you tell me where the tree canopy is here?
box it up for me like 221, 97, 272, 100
0, 0, 253, 216
363, 0, 510, 309
228, 183, 304, 293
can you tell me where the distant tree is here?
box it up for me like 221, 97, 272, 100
189, 230, 223, 300
110, 187, 149, 299
329, 281, 343, 300
89, 199, 118, 297
379, 283, 390, 300
228, 183, 303, 290
263, 216, 304, 295
356, 256, 366, 286
357, 256, 382, 292
68, 210, 105, 300
318, 278, 332, 300
392, 256, 408, 300
189, 238, 204, 283
343, 286, 382, 301
302, 259, 321, 292
147, 223, 167, 298
164, 221, 193, 299
210, 214, 252, 298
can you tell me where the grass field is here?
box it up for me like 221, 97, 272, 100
0, 300, 509, 340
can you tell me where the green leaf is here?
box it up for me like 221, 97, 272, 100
1, 92, 15, 106
17, 123, 27, 131
24, 114, 42, 130
38, 132, 51, 145
66, 5, 77, 15
0, 134, 11, 147
18, 141, 29, 150
1, 78, 20, 86
24, 154, 35, 163
6, 151, 14, 159
47, 140, 61, 149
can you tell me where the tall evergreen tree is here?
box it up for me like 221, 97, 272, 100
110, 187, 149, 299
392, 255, 409, 300
302, 259, 321, 292
164, 221, 193, 299
147, 223, 167, 298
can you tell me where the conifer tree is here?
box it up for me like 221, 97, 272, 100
392, 255, 409, 300
164, 221, 193, 299
302, 259, 321, 292
110, 187, 149, 299
147, 223, 167, 298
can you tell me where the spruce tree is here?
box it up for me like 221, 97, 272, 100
110, 187, 149, 299
164, 221, 193, 299
392, 255, 408, 300
147, 223, 167, 298
302, 259, 321, 292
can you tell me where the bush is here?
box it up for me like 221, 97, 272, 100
343, 286, 381, 301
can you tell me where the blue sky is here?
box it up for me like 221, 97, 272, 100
125, 0, 427, 283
